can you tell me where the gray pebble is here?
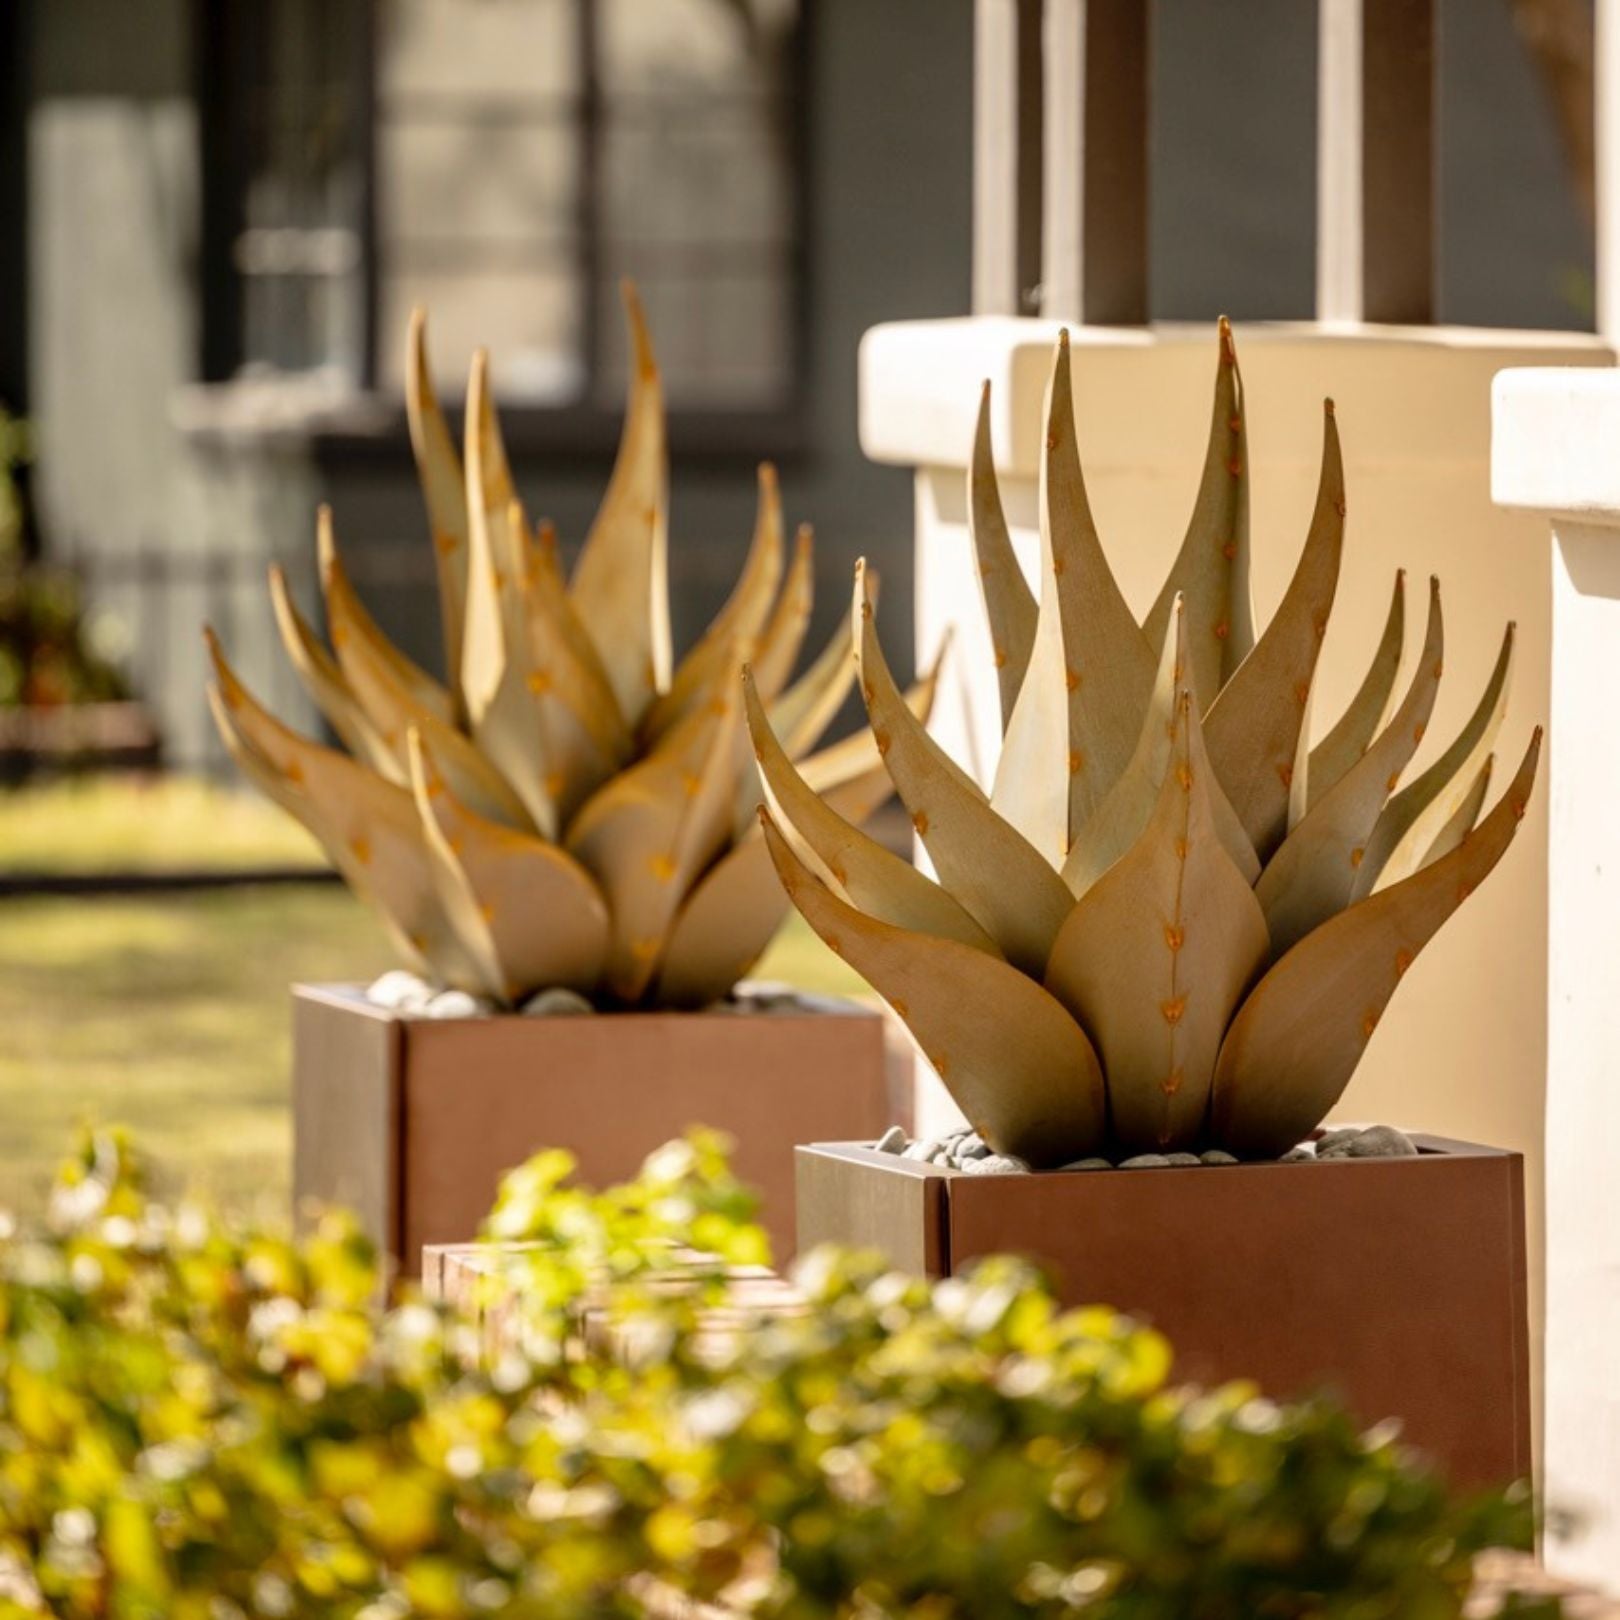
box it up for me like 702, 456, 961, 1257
1118, 1153, 1172, 1169
422, 989, 492, 1020
901, 1141, 934, 1161
1343, 1125, 1417, 1158
1060, 1157, 1114, 1171
1315, 1127, 1361, 1153
962, 1153, 1029, 1175
1199, 1150, 1239, 1166
1163, 1152, 1202, 1166
519, 987, 595, 1018
957, 1134, 991, 1160
1280, 1144, 1317, 1162
874, 1125, 908, 1155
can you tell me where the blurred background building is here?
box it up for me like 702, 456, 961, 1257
0, 0, 1595, 768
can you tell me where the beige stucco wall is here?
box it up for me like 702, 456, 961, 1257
860, 317, 1615, 1457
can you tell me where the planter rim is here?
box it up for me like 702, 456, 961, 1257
294, 982, 880, 1024
801, 1135, 1518, 1179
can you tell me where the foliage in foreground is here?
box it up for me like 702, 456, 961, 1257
0, 1130, 1545, 1619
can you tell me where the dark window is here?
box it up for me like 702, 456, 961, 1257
197, 0, 807, 415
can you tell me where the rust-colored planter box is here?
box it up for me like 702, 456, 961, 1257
797, 1137, 1531, 1488
295, 984, 907, 1274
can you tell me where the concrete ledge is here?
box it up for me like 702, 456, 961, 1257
1493, 367, 1620, 521
861, 315, 1611, 477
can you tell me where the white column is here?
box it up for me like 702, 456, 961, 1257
1494, 368, 1620, 1586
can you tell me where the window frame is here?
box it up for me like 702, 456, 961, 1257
192, 0, 814, 461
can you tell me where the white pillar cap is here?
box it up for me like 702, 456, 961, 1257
1493, 367, 1620, 522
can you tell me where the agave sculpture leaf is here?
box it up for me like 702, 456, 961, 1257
754, 324, 1539, 1164
208, 284, 920, 1010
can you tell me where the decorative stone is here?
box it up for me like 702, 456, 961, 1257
722, 982, 845, 1016
1118, 1153, 1172, 1169
1341, 1125, 1418, 1159
1061, 1157, 1114, 1171
956, 1134, 992, 1160
519, 987, 596, 1018
366, 969, 433, 1010
1200, 1149, 1239, 1165
901, 1141, 935, 1162
874, 1125, 908, 1155
962, 1153, 1029, 1175
421, 989, 492, 1020
1163, 1152, 1202, 1166
1280, 1144, 1317, 1162
1314, 1127, 1362, 1154
1317, 1130, 1366, 1160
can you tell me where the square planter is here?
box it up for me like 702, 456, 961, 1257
295, 984, 908, 1275
797, 1137, 1530, 1488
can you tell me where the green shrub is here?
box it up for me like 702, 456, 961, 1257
0, 1129, 1545, 1619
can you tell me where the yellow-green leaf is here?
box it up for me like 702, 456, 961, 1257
644, 462, 783, 740
569, 280, 671, 725
1204, 401, 1345, 861
268, 562, 398, 782
204, 631, 479, 986
1142, 317, 1253, 705
855, 561, 1072, 976
762, 810, 1106, 1166
460, 350, 558, 835
1045, 688, 1270, 1153
409, 732, 609, 1003
745, 667, 1000, 955
750, 521, 816, 703
769, 583, 865, 762
1211, 729, 1541, 1158
1419, 753, 1494, 868
322, 510, 533, 831
405, 306, 470, 722
1064, 596, 1258, 897
968, 379, 1036, 730
654, 834, 787, 1009
517, 509, 632, 822
1255, 576, 1444, 957
566, 649, 745, 1002
993, 330, 1157, 861
1358, 622, 1515, 896
1308, 569, 1406, 806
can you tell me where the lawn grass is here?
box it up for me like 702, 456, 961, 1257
0, 777, 866, 1218
0, 774, 325, 873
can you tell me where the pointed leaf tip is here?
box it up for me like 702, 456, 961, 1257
969, 375, 1036, 731
760, 808, 1106, 1166
1204, 397, 1344, 860
853, 560, 1071, 974
1213, 728, 1542, 1157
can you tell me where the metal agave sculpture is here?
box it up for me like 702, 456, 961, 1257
206, 286, 928, 1010
751, 324, 1540, 1164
